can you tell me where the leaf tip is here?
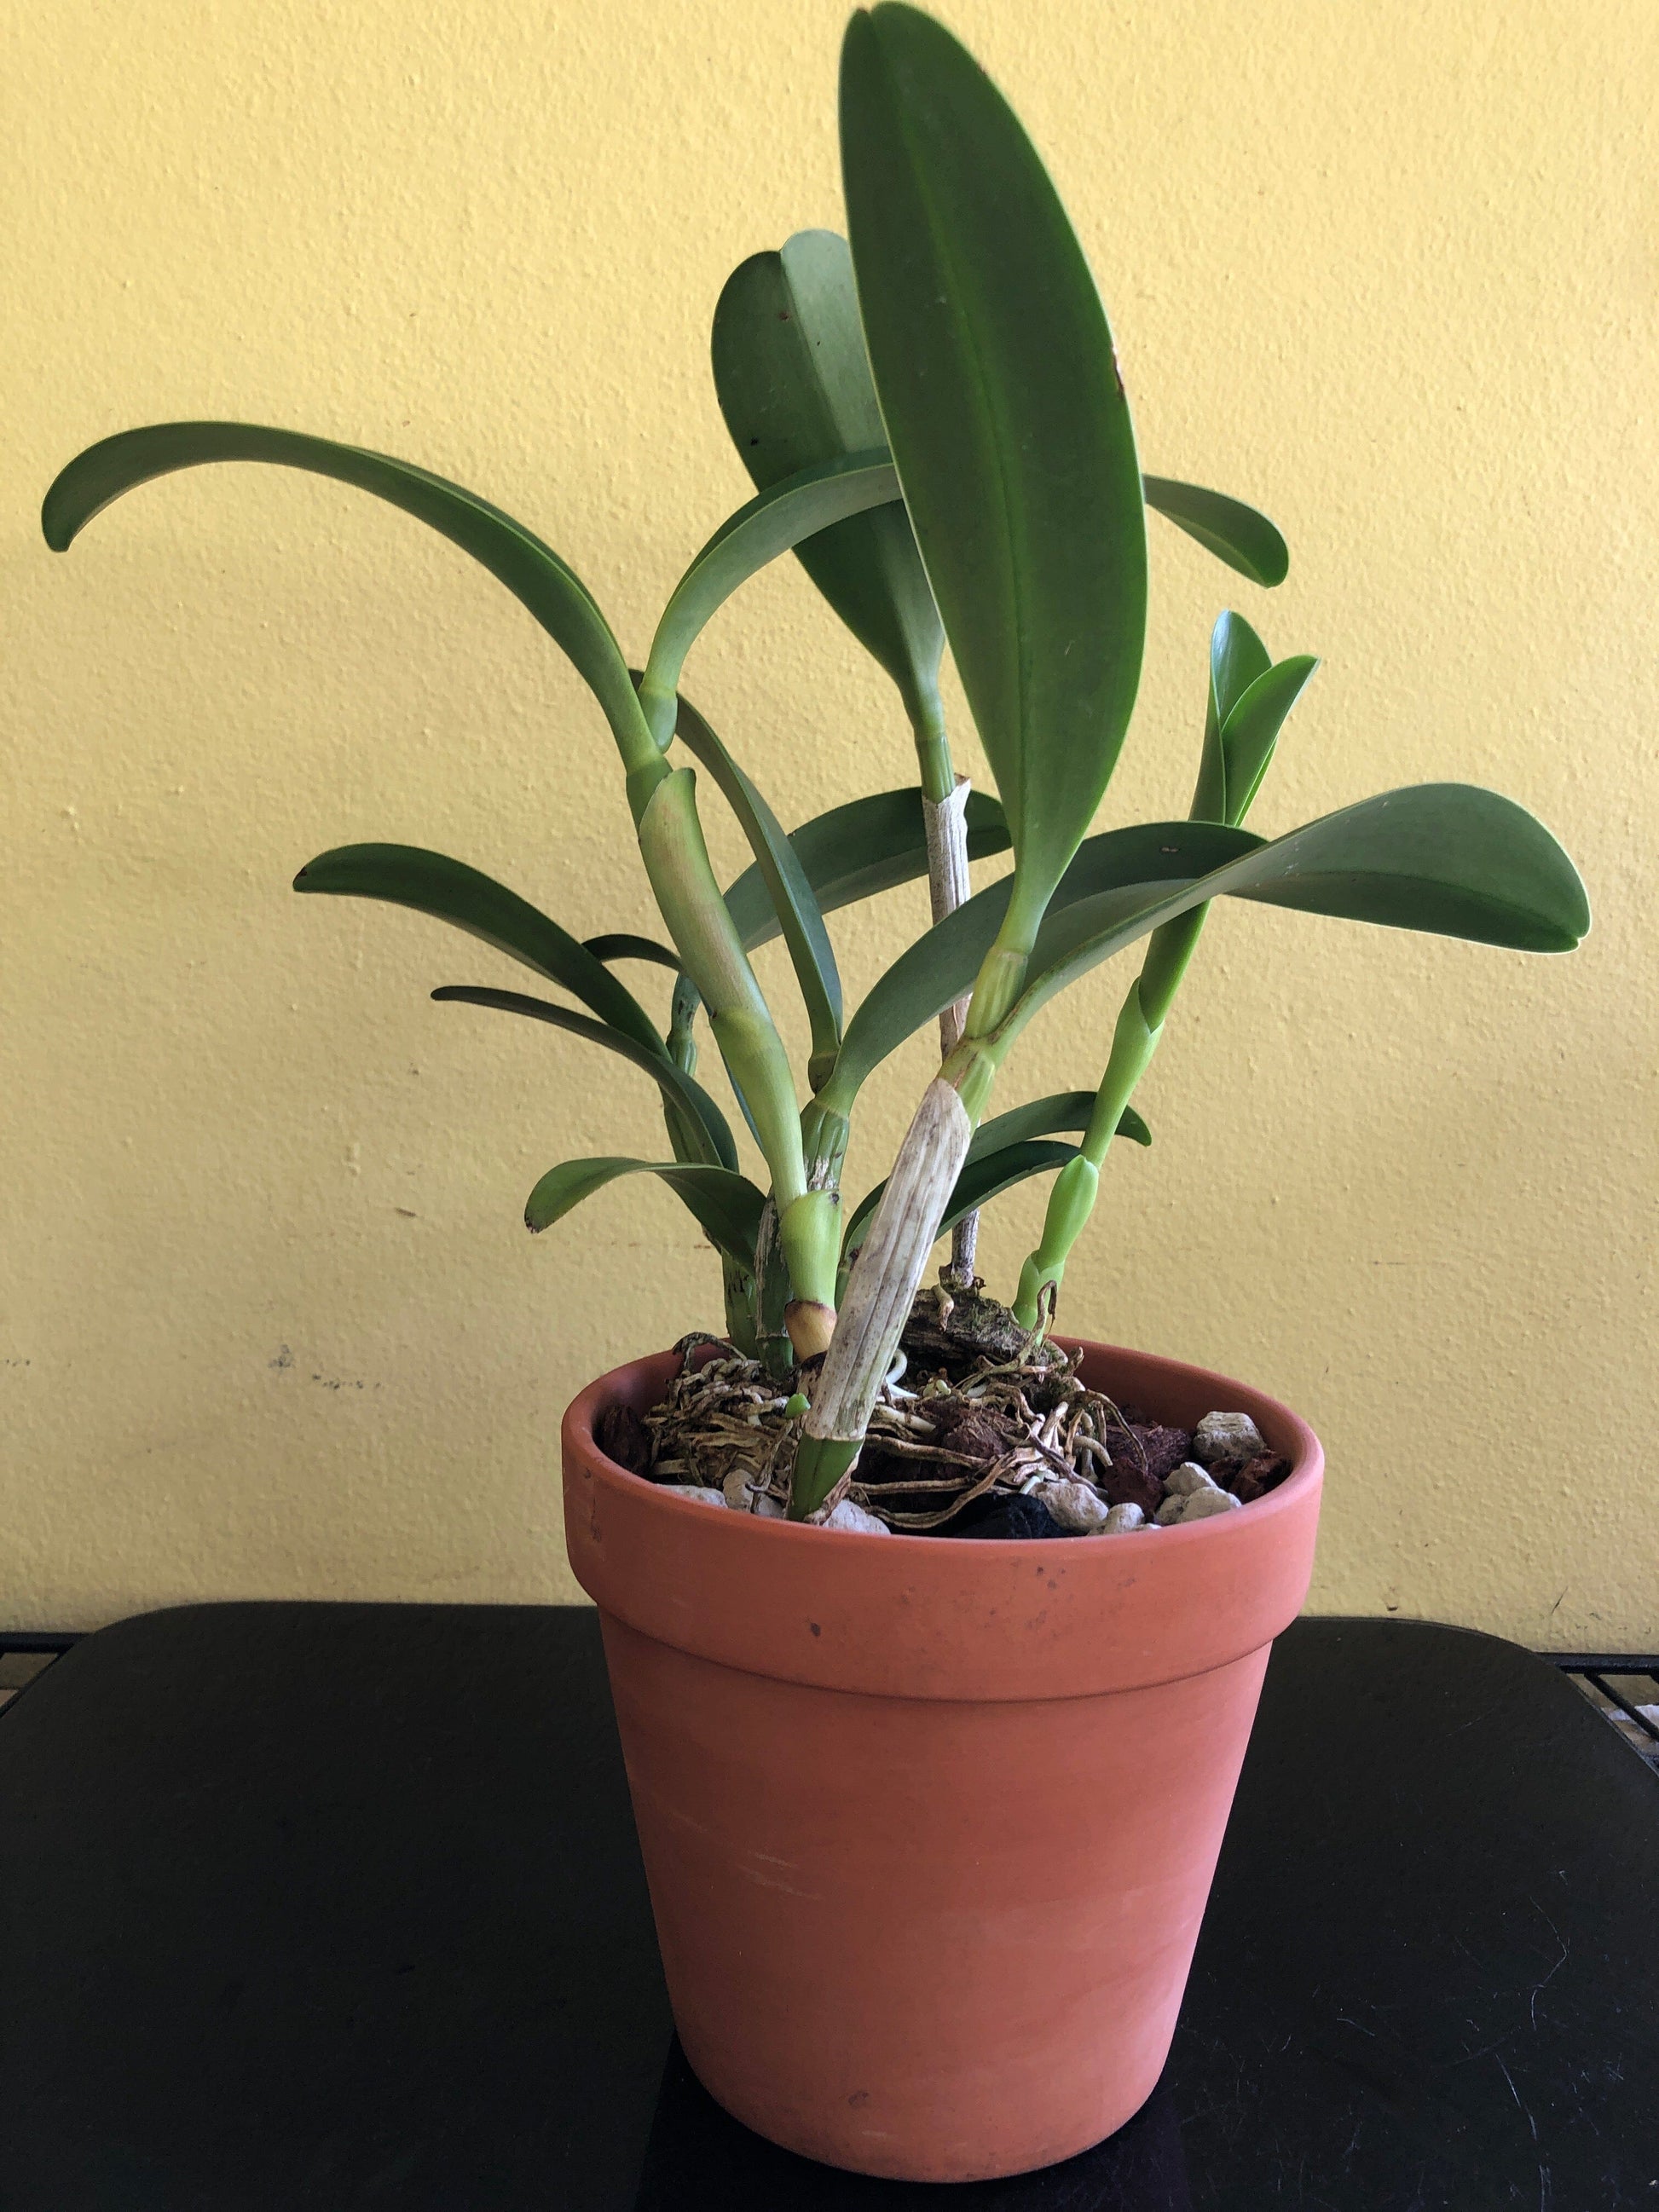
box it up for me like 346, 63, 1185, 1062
40, 478, 78, 554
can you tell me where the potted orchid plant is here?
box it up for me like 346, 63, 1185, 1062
44, 3, 1585, 2180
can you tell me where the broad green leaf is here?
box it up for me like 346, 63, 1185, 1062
1003, 784, 1591, 1048
725, 786, 1010, 950
523, 1156, 766, 1269
712, 229, 945, 725
823, 821, 1256, 1108
841, 4, 1148, 922
1143, 478, 1290, 588
583, 933, 681, 971
648, 685, 841, 1080
42, 422, 650, 752
430, 985, 739, 1172
1192, 611, 1271, 825
638, 452, 899, 742
294, 844, 664, 1057
1220, 654, 1319, 826
843, 1137, 1084, 1257
968, 1090, 1149, 1162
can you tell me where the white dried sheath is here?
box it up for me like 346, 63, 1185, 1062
806, 1077, 974, 1450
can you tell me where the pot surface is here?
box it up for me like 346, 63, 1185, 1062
563, 1338, 1322, 2180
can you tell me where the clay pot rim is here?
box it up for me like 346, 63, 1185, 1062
568, 1331, 1320, 1553
565, 1334, 1323, 1700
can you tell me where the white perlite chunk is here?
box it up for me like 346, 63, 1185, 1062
1180, 1486, 1242, 1522
1034, 1476, 1113, 1533
659, 1485, 726, 1509
1165, 1462, 1218, 1499
822, 1498, 892, 1535
1154, 1494, 1188, 1527
754, 1493, 785, 1520
1102, 1502, 1146, 1533
1193, 1411, 1265, 1466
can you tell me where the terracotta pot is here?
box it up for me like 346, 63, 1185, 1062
563, 1337, 1322, 2182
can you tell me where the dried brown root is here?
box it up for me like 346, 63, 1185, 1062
642, 1302, 1147, 1532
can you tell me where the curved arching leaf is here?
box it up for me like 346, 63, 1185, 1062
1143, 477, 1290, 589
42, 422, 650, 752
713, 229, 944, 725
842, 1136, 1086, 1258
968, 1090, 1149, 1162
294, 844, 664, 1057
1001, 783, 1591, 1049
638, 452, 900, 742
649, 686, 841, 1080
827, 784, 1587, 1100
823, 821, 1257, 1109
524, 1156, 766, 1269
430, 985, 739, 1172
725, 785, 1010, 951
583, 933, 681, 972
841, 5, 1148, 924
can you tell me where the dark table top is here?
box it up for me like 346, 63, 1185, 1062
1, 1605, 1655, 2210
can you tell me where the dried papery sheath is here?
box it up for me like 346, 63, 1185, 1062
923, 782, 974, 989
798, 1078, 972, 1504
923, 777, 981, 1285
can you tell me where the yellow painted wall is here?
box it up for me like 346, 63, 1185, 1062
3, 0, 1654, 1642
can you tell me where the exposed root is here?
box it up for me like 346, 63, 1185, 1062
643, 1309, 1148, 1531
646, 1341, 802, 1509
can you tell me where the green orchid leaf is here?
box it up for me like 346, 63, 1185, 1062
842, 1136, 1085, 1258
645, 685, 842, 1081
713, 229, 944, 726
939, 1140, 1080, 1241
639, 452, 900, 742
841, 3, 1148, 924
430, 985, 739, 1172
583, 933, 682, 972
523, 1155, 766, 1269
1003, 783, 1592, 1048
294, 844, 664, 1057
968, 1090, 1149, 1162
1211, 610, 1273, 735
1143, 477, 1290, 588
824, 821, 1256, 1107
42, 422, 650, 752
841, 1093, 1148, 1259
725, 785, 1010, 951
1192, 611, 1272, 825
1220, 653, 1319, 827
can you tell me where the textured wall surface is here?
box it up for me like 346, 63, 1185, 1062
3, 0, 1654, 1639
